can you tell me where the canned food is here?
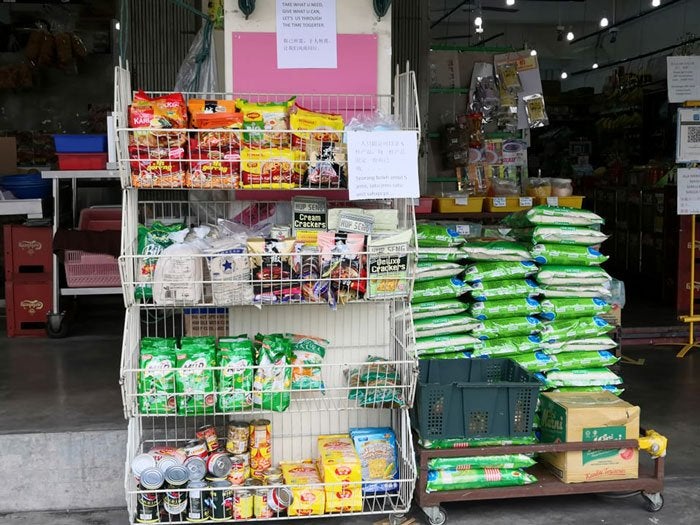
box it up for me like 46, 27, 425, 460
132, 453, 157, 480
227, 456, 247, 486
226, 421, 249, 455
263, 467, 283, 485
267, 486, 293, 512
164, 465, 189, 516
253, 487, 274, 519
183, 439, 208, 459
196, 425, 219, 452
233, 489, 254, 519
157, 456, 180, 474
210, 480, 233, 520
250, 446, 272, 480
148, 446, 186, 464
249, 419, 271, 449
244, 478, 263, 488
207, 452, 232, 479
186, 480, 209, 522
136, 467, 164, 524
184, 456, 207, 482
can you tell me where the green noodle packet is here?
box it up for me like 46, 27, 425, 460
419, 434, 538, 449
426, 468, 537, 492
427, 454, 536, 471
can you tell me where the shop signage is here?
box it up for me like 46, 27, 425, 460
667, 56, 700, 103
676, 108, 700, 163
292, 196, 327, 234
677, 168, 700, 215
276, 0, 337, 69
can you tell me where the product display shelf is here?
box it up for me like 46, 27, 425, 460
114, 65, 420, 524
414, 438, 665, 525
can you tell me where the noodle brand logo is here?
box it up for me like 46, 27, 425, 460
147, 161, 172, 172
202, 162, 228, 174
18, 240, 42, 254
334, 467, 352, 476
20, 299, 43, 314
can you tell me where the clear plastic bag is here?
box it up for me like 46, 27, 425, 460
174, 21, 218, 95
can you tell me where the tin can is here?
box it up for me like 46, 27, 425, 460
263, 467, 283, 485
184, 456, 207, 482
267, 486, 293, 513
148, 446, 186, 464
136, 467, 163, 523
132, 453, 157, 480
237, 451, 251, 479
227, 456, 246, 486
233, 489, 254, 519
164, 465, 189, 517
244, 478, 262, 488
186, 480, 209, 522
183, 439, 209, 459
252, 483, 274, 519
209, 480, 233, 520
249, 419, 271, 449
196, 425, 219, 452
250, 446, 272, 480
207, 452, 232, 479
157, 455, 180, 474
226, 421, 249, 454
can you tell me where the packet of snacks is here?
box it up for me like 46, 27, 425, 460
237, 97, 295, 147
240, 147, 306, 188
290, 105, 344, 149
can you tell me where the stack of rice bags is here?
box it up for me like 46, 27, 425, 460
504, 206, 622, 394
425, 453, 537, 493
412, 225, 480, 359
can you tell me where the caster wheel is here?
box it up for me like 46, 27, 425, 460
46, 313, 69, 338
642, 492, 663, 512
423, 507, 447, 525
389, 513, 405, 525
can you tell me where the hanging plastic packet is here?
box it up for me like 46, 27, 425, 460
469, 62, 499, 124
523, 93, 549, 128
496, 62, 522, 92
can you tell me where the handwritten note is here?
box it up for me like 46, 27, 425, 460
667, 56, 700, 103
276, 0, 337, 69
677, 168, 700, 215
347, 131, 419, 201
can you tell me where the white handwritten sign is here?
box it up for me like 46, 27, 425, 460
347, 131, 419, 201
276, 0, 337, 69
667, 56, 700, 103
677, 168, 700, 215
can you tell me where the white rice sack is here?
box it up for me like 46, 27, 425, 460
537, 265, 612, 286
461, 241, 532, 262
416, 261, 464, 282
411, 299, 469, 319
532, 226, 609, 246
526, 206, 604, 226
542, 336, 618, 354
414, 314, 480, 337
539, 284, 612, 299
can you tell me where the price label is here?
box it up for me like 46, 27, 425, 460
455, 197, 469, 205
493, 197, 507, 208
519, 197, 533, 207
455, 224, 471, 235
547, 197, 559, 206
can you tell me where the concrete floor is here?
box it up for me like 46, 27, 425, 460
0, 297, 698, 524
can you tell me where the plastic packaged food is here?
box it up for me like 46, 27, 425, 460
288, 334, 327, 390
418, 435, 538, 449
526, 178, 552, 198
237, 97, 295, 147
415, 333, 483, 356
470, 279, 539, 302
464, 261, 537, 283
470, 297, 541, 320
470, 334, 542, 357
461, 240, 532, 262
346, 356, 403, 408
281, 461, 325, 516
471, 315, 543, 340
491, 177, 521, 197
537, 265, 612, 286
550, 178, 573, 197
550, 350, 620, 370
536, 367, 623, 388
218, 336, 255, 412
539, 284, 612, 298
523, 93, 549, 128
176, 339, 217, 415
412, 276, 471, 304
417, 224, 465, 247
426, 468, 537, 492
418, 247, 464, 262
412, 299, 469, 319
539, 298, 611, 321
139, 340, 177, 414
416, 261, 464, 282
531, 244, 609, 266
542, 336, 617, 354
428, 454, 536, 471
253, 335, 293, 412
540, 316, 614, 343
414, 314, 480, 337
509, 351, 559, 373
350, 427, 399, 495
532, 226, 609, 246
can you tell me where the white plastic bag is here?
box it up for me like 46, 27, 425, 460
174, 21, 218, 95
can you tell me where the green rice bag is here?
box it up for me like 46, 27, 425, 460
426, 468, 537, 492
412, 299, 469, 319
253, 335, 293, 412
532, 226, 609, 246
464, 261, 538, 282
470, 297, 541, 320
418, 247, 464, 262
176, 340, 217, 415
289, 333, 327, 390
539, 297, 611, 321
417, 224, 465, 247
427, 455, 536, 471
416, 261, 464, 281
471, 335, 542, 357
548, 350, 619, 370
472, 316, 543, 340
539, 284, 612, 298
509, 350, 559, 372
218, 336, 255, 411
525, 206, 604, 226
139, 343, 177, 415
537, 265, 612, 286
347, 356, 404, 408
461, 240, 532, 261
553, 385, 624, 396
415, 333, 482, 356
531, 244, 609, 266
536, 367, 623, 388
542, 336, 617, 354
419, 351, 472, 360
540, 316, 613, 343
414, 314, 480, 337
470, 279, 539, 302
412, 276, 471, 304
418, 434, 538, 449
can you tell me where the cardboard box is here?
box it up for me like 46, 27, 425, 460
281, 461, 326, 516
539, 392, 639, 483
317, 435, 362, 486
324, 484, 363, 513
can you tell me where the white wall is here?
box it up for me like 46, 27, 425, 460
222, 0, 392, 94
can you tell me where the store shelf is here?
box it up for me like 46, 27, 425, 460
61, 287, 122, 296
41, 169, 120, 180
0, 199, 43, 218
235, 188, 350, 201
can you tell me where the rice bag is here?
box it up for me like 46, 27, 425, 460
553, 385, 624, 396
509, 351, 559, 373
428, 455, 536, 471
540, 316, 613, 343
205, 236, 255, 306
470, 279, 539, 302
532, 226, 609, 246
542, 336, 617, 354
417, 224, 465, 247
412, 276, 471, 304
470, 297, 541, 320
414, 314, 480, 337
537, 265, 612, 286
412, 299, 469, 319
531, 244, 609, 266
536, 367, 623, 388
539, 284, 612, 299
549, 350, 620, 370
288, 333, 327, 390
417, 247, 464, 262
426, 468, 537, 492
464, 260, 537, 282
461, 240, 532, 261
176, 339, 217, 415
525, 206, 604, 226
135, 222, 185, 300
471, 335, 542, 357
418, 434, 538, 449
253, 334, 293, 412
472, 316, 543, 340
347, 356, 404, 408
217, 336, 255, 412
415, 333, 483, 356
350, 427, 399, 495
539, 297, 611, 321
416, 261, 464, 281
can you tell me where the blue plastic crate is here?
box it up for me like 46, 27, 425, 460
53, 134, 108, 153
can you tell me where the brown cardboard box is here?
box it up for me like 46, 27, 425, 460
539, 392, 639, 483
0, 137, 18, 175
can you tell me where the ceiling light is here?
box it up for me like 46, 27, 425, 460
566, 31, 575, 41
530, 49, 537, 56
600, 17, 609, 28
561, 72, 568, 80
474, 16, 483, 26
592, 63, 599, 69
506, 0, 516, 6
651, 0, 661, 6
115, 21, 121, 31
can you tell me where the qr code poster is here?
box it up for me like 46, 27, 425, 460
677, 168, 700, 215
677, 108, 700, 162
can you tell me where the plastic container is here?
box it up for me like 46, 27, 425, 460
78, 207, 122, 231
64, 250, 120, 288
0, 174, 52, 199
534, 196, 584, 208
53, 134, 108, 153
433, 196, 484, 213
484, 196, 533, 212
415, 198, 434, 214
413, 358, 539, 440
57, 153, 108, 170
491, 178, 520, 197
526, 177, 552, 198
550, 178, 574, 197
